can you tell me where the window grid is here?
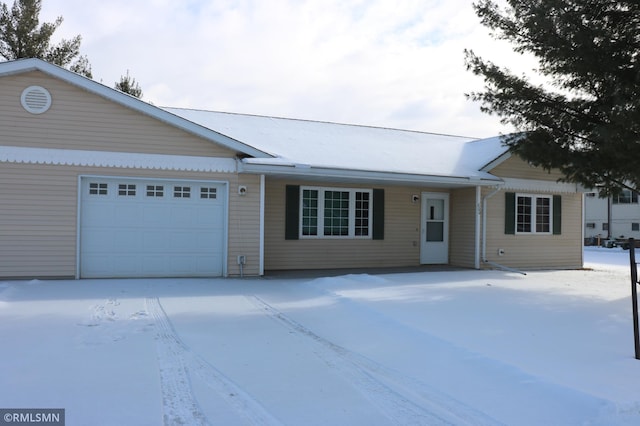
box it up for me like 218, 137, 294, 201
535, 197, 550, 233
516, 194, 552, 234
174, 186, 191, 198
302, 189, 318, 236
300, 187, 372, 239
118, 184, 136, 196
516, 196, 532, 233
355, 192, 370, 236
89, 182, 108, 195
200, 187, 217, 199
146, 185, 164, 197
324, 191, 350, 236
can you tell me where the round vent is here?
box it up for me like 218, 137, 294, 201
21, 86, 52, 114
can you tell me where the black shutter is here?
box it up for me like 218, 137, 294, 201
285, 185, 300, 240
373, 189, 385, 240
505, 192, 516, 235
553, 195, 562, 235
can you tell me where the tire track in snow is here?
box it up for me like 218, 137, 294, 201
146, 297, 208, 426
146, 297, 282, 426
249, 295, 503, 426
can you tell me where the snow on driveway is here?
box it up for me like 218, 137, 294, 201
0, 247, 639, 425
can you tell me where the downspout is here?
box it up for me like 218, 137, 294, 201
482, 185, 502, 263
475, 186, 482, 269
481, 184, 526, 275
259, 174, 265, 276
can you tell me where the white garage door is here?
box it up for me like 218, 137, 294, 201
80, 177, 226, 278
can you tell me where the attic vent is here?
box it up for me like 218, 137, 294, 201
21, 86, 52, 114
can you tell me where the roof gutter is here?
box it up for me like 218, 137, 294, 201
239, 161, 502, 187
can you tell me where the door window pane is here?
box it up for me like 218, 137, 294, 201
426, 222, 444, 242
427, 199, 444, 220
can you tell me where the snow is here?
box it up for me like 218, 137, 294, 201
164, 108, 506, 180
1, 248, 639, 425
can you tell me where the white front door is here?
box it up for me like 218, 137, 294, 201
420, 192, 449, 264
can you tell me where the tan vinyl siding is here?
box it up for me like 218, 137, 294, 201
490, 156, 565, 181
227, 174, 262, 277
0, 71, 235, 157
264, 179, 445, 271
449, 187, 478, 268
486, 156, 583, 269
482, 188, 583, 269
0, 163, 260, 278
0, 164, 77, 278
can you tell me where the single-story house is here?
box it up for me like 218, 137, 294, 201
0, 58, 584, 279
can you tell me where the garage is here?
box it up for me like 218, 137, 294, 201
79, 177, 227, 278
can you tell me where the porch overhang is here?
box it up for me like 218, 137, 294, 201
239, 160, 503, 189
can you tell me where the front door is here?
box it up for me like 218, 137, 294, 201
420, 192, 449, 264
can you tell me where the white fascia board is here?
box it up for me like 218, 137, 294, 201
240, 161, 502, 187
0, 146, 237, 173
502, 177, 581, 193
0, 59, 270, 159
480, 151, 511, 172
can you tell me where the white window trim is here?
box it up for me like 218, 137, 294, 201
612, 189, 638, 204
299, 186, 373, 239
515, 193, 553, 235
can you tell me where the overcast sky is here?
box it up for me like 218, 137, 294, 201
38, 0, 524, 138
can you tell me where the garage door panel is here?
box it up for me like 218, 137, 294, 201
170, 232, 201, 250
116, 204, 143, 223
113, 256, 141, 275
170, 206, 197, 224
197, 232, 225, 252
142, 231, 169, 251
81, 230, 113, 252
117, 230, 145, 251
83, 203, 116, 223
142, 256, 168, 274
197, 206, 225, 227
167, 256, 198, 274
195, 256, 222, 275
142, 205, 170, 226
82, 255, 140, 276
80, 177, 226, 278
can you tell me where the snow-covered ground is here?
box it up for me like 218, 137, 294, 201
1, 247, 639, 425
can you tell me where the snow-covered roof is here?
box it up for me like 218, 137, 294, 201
0, 59, 510, 186
165, 108, 508, 185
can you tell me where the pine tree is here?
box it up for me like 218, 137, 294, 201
115, 70, 142, 98
0, 0, 91, 77
465, 0, 640, 195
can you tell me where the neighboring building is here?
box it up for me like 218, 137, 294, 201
0, 59, 584, 279
584, 189, 640, 244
